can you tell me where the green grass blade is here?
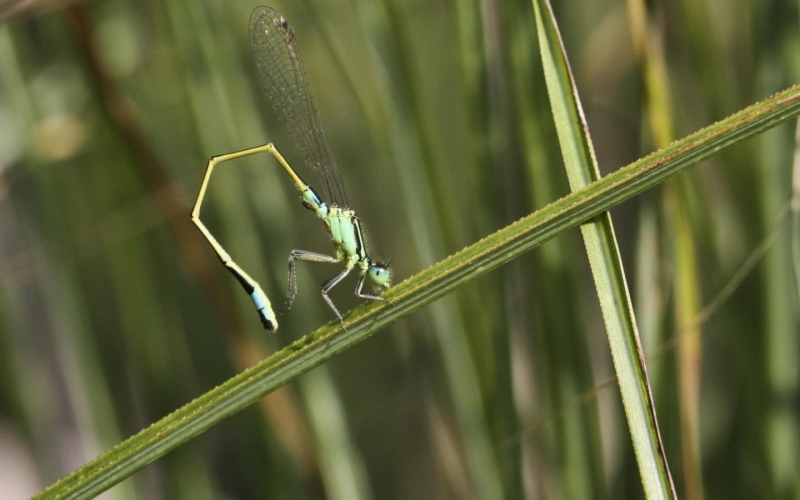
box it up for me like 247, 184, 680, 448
34, 82, 800, 500
532, 0, 675, 497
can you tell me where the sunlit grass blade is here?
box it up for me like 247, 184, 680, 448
531, 0, 676, 497
34, 82, 800, 500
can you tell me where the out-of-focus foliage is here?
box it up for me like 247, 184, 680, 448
0, 0, 798, 498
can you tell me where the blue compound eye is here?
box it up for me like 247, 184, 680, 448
368, 263, 392, 288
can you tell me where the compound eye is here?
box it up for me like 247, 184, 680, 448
368, 264, 391, 288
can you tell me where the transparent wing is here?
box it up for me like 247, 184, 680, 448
250, 6, 348, 207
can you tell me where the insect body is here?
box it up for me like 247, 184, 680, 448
191, 7, 392, 331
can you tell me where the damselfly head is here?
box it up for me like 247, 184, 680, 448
368, 258, 392, 289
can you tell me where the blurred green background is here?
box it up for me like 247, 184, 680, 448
1, 0, 799, 498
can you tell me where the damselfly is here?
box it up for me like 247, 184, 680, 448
191, 6, 392, 331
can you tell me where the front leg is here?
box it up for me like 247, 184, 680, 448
286, 250, 341, 312
355, 275, 394, 305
